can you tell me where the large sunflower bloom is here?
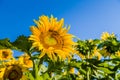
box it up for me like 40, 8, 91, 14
3, 60, 27, 80
0, 49, 13, 60
29, 15, 75, 60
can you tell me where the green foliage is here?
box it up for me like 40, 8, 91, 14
77, 39, 100, 56
12, 35, 32, 52
1, 32, 120, 80
98, 38, 120, 54
0, 38, 16, 49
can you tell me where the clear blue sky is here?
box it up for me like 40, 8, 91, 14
1, 0, 120, 41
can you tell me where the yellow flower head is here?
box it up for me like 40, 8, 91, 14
0, 49, 13, 60
69, 67, 75, 74
101, 32, 115, 40
0, 68, 5, 79
18, 53, 33, 68
29, 15, 76, 60
93, 47, 102, 60
115, 51, 120, 57
3, 60, 27, 80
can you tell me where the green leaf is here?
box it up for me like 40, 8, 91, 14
53, 75, 62, 80
93, 39, 100, 44
69, 62, 82, 68
0, 38, 16, 49
39, 64, 48, 73
112, 40, 118, 46
98, 67, 114, 74
42, 73, 50, 80
79, 66, 87, 75
37, 76, 43, 80
12, 35, 32, 52
98, 62, 109, 67
25, 72, 35, 80
116, 73, 120, 79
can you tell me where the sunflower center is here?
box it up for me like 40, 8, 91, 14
44, 35, 57, 46
2, 51, 8, 58
9, 70, 18, 79
40, 30, 64, 49
6, 66, 23, 80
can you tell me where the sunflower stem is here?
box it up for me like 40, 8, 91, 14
33, 60, 36, 78
87, 52, 90, 80
28, 51, 36, 79
87, 68, 90, 80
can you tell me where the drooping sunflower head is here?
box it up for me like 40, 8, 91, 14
3, 60, 27, 80
0, 49, 13, 60
29, 15, 76, 60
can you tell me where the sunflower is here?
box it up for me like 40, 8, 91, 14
29, 15, 75, 60
115, 51, 120, 57
101, 32, 115, 40
3, 60, 27, 80
18, 53, 33, 68
92, 47, 102, 60
0, 68, 5, 80
0, 49, 13, 60
69, 67, 75, 74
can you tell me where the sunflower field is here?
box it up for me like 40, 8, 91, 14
0, 15, 120, 80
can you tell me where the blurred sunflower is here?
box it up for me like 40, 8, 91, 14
101, 32, 115, 40
0, 49, 13, 60
18, 53, 33, 68
0, 68, 5, 80
115, 51, 120, 57
69, 67, 75, 74
92, 47, 102, 60
29, 15, 76, 60
76, 47, 102, 60
3, 60, 27, 80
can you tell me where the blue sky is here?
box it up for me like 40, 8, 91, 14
0, 0, 120, 42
